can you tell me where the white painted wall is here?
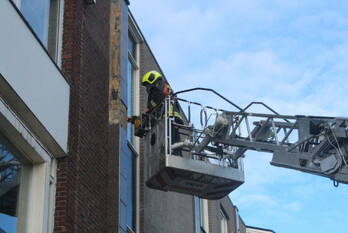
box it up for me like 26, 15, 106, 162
0, 0, 69, 152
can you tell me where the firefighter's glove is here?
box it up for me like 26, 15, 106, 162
134, 118, 142, 129
127, 116, 139, 124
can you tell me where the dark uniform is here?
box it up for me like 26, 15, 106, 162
146, 77, 172, 118
147, 77, 183, 120
143, 71, 184, 155
129, 70, 184, 155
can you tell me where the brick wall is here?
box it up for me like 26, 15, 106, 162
54, 1, 112, 232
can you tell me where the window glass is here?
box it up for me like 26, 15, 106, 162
128, 32, 136, 59
0, 135, 22, 233
194, 197, 201, 233
127, 31, 137, 143
121, 30, 138, 233
119, 129, 135, 232
20, 0, 51, 46
127, 60, 134, 142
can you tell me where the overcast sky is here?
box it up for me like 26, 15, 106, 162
130, 1, 348, 232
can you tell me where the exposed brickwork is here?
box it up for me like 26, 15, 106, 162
54, 0, 111, 232
109, 1, 127, 128
107, 0, 127, 232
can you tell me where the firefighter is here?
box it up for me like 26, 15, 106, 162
141, 70, 183, 123
128, 70, 184, 154
142, 70, 171, 112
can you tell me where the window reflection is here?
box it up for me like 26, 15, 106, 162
0, 137, 22, 233
20, 0, 51, 46
127, 59, 134, 142
127, 32, 136, 142
128, 32, 136, 59
122, 31, 137, 232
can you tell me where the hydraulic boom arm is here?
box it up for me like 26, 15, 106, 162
172, 89, 348, 186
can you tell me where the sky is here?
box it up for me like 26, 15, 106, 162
130, 1, 348, 233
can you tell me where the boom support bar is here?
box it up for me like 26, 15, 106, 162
172, 94, 348, 186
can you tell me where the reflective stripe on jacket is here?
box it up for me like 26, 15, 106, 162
169, 101, 184, 122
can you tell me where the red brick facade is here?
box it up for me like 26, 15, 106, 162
54, 1, 112, 232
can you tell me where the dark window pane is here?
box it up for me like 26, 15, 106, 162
128, 32, 136, 59
127, 60, 134, 141
20, 0, 51, 46
0, 134, 22, 233
119, 128, 135, 231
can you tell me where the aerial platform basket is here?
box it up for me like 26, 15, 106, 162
144, 88, 348, 195
144, 97, 245, 200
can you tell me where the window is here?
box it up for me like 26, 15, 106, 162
119, 128, 136, 232
220, 208, 228, 233
200, 199, 209, 233
47, 0, 64, 64
120, 29, 139, 233
126, 31, 138, 143
19, 0, 51, 45
0, 96, 57, 233
0, 135, 22, 233
17, 0, 64, 64
128, 32, 136, 59
195, 197, 210, 233
127, 59, 134, 142
194, 197, 201, 233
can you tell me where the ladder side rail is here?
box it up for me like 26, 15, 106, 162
216, 137, 282, 155
165, 97, 170, 155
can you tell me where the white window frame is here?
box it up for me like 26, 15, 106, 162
201, 199, 210, 233
0, 97, 57, 233
48, 0, 65, 67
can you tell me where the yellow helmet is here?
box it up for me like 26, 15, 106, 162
142, 70, 162, 86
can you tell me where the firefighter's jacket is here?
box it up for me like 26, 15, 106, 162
147, 79, 183, 123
